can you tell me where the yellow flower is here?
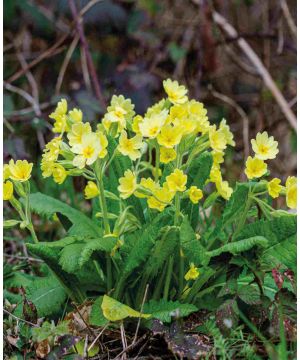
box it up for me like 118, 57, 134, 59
251, 132, 279, 160
160, 147, 176, 164
103, 95, 135, 133
286, 176, 297, 209
166, 169, 187, 192
184, 263, 199, 281
189, 186, 203, 204
157, 125, 182, 148
209, 125, 227, 151
3, 181, 13, 201
118, 170, 137, 199
68, 108, 82, 124
145, 99, 167, 117
219, 119, 235, 146
72, 132, 102, 169
132, 115, 143, 134
212, 150, 224, 166
52, 164, 67, 184
163, 79, 188, 105
245, 156, 267, 180
97, 131, 108, 159
147, 184, 175, 212
209, 164, 222, 183
188, 100, 209, 133
3, 164, 11, 181
216, 180, 233, 200
118, 130, 143, 160
267, 178, 282, 199
67, 123, 91, 147
8, 159, 33, 182
84, 181, 100, 199
41, 159, 56, 178
42, 137, 62, 162
151, 167, 162, 179
49, 99, 68, 133
139, 109, 168, 138
135, 177, 158, 198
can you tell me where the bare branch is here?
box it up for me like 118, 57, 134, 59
68, 0, 106, 109
279, 0, 297, 39
212, 11, 297, 131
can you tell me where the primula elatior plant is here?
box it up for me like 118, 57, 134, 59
4, 80, 297, 347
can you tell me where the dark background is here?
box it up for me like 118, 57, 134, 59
4, 0, 297, 190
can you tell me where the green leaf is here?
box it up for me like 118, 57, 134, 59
4, 219, 21, 228
143, 299, 197, 323
79, 236, 118, 267
121, 210, 173, 276
27, 243, 85, 303
237, 215, 296, 246
180, 217, 205, 266
26, 275, 67, 317
89, 297, 109, 327
237, 285, 261, 305
237, 215, 297, 272
144, 226, 179, 278
187, 151, 213, 188
101, 295, 151, 321
206, 236, 268, 259
59, 244, 85, 273
27, 192, 102, 237
260, 235, 296, 273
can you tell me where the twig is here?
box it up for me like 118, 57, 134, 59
113, 333, 148, 360
14, 48, 41, 115
79, 0, 104, 19
279, 0, 297, 40
208, 84, 250, 162
80, 44, 92, 92
288, 96, 297, 108
4, 102, 51, 117
4, 253, 44, 263
6, 37, 68, 83
68, 0, 106, 109
88, 323, 109, 353
3, 309, 38, 327
55, 35, 80, 95
212, 10, 297, 131
120, 322, 128, 360
4, 82, 36, 108
71, 302, 95, 338
133, 284, 149, 345
83, 334, 89, 359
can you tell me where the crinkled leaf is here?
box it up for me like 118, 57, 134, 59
27, 193, 102, 237
143, 299, 197, 323
101, 295, 151, 321
180, 217, 205, 266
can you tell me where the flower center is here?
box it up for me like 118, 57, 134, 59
83, 146, 94, 158
258, 145, 269, 154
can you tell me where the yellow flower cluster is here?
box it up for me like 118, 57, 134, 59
33, 79, 296, 213
243, 131, 296, 208
3, 160, 33, 201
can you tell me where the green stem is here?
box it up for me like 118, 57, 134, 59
179, 249, 184, 296
27, 224, 39, 244
154, 142, 160, 182
153, 265, 167, 300
94, 160, 112, 292
232, 192, 252, 241
163, 256, 174, 300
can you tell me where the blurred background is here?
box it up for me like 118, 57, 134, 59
3, 0, 297, 189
